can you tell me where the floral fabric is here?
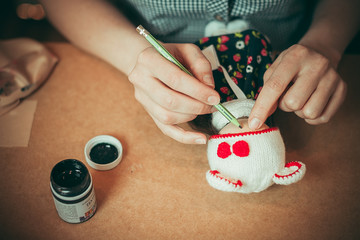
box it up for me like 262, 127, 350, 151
194, 29, 273, 103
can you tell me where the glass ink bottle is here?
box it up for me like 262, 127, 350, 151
50, 159, 97, 223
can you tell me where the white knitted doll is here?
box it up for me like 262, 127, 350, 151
194, 43, 306, 193
206, 99, 306, 193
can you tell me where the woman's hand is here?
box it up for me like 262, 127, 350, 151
248, 44, 347, 129
129, 43, 220, 144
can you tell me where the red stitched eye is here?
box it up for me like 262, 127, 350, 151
217, 142, 231, 159
232, 140, 250, 157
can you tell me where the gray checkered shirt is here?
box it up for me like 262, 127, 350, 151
121, 0, 312, 50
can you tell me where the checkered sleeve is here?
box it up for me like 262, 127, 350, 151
123, 0, 309, 50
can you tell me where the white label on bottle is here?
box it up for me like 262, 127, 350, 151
52, 188, 96, 223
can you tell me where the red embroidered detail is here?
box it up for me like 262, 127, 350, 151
200, 37, 209, 44
261, 39, 267, 47
220, 87, 230, 94
261, 48, 268, 56
234, 71, 243, 79
217, 142, 232, 159
219, 35, 230, 43
244, 34, 250, 45
274, 162, 303, 179
209, 170, 220, 175
226, 96, 234, 102
231, 77, 238, 85
209, 127, 278, 140
235, 180, 243, 187
217, 44, 228, 52
254, 86, 263, 100
233, 53, 241, 62
209, 170, 243, 187
232, 140, 250, 157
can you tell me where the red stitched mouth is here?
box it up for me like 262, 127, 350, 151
209, 127, 278, 140
209, 170, 243, 188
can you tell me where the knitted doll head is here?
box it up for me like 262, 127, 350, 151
206, 99, 306, 193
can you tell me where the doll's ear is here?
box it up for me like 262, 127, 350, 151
273, 162, 306, 185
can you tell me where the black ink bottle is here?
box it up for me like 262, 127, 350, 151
50, 159, 97, 223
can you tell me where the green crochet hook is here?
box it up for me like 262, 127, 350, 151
136, 25, 241, 129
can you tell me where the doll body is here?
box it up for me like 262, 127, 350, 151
206, 99, 306, 193
207, 127, 283, 193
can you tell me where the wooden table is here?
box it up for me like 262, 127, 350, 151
0, 43, 359, 240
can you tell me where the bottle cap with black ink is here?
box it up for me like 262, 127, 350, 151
84, 135, 123, 171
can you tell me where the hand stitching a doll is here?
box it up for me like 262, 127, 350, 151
39, 0, 359, 193
190, 36, 306, 193
39, 0, 360, 145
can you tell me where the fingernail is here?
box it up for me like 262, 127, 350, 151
207, 96, 219, 105
249, 118, 261, 130
195, 138, 206, 144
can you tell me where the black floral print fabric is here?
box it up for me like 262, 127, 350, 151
194, 29, 273, 104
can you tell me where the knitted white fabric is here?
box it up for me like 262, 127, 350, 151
206, 128, 306, 193
211, 99, 255, 132
204, 19, 250, 37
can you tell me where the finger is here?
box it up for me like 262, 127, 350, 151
294, 109, 306, 119
129, 51, 216, 114
279, 54, 331, 112
248, 53, 299, 129
305, 80, 347, 125
149, 112, 208, 144
175, 44, 215, 88
151, 51, 220, 106
299, 69, 339, 120
135, 74, 213, 115
135, 87, 198, 125
262, 50, 285, 83
278, 73, 318, 113
248, 101, 278, 130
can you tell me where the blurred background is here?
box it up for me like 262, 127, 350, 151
1, 0, 359, 53
0, 0, 66, 42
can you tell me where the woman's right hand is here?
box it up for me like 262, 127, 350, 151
128, 43, 220, 144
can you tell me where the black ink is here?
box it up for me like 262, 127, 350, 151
90, 143, 118, 164
51, 159, 90, 197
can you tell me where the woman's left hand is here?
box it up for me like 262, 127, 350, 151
248, 44, 347, 129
